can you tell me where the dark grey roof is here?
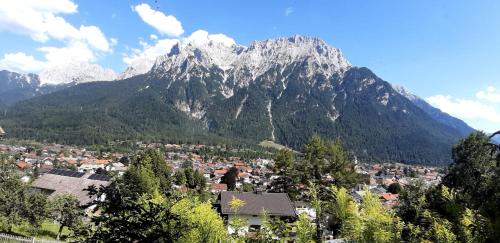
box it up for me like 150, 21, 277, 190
370, 186, 387, 195
48, 168, 85, 178
220, 192, 296, 217
31, 171, 111, 205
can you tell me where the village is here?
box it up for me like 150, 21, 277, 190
0, 123, 446, 241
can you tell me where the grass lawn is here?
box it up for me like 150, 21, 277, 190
11, 221, 71, 240
259, 140, 295, 152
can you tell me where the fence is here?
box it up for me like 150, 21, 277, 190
0, 233, 64, 243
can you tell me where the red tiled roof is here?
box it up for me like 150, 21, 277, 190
95, 159, 111, 164
66, 159, 77, 164
380, 193, 399, 201
16, 161, 31, 169
210, 183, 227, 190
214, 169, 227, 175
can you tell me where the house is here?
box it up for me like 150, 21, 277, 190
294, 201, 316, 220
380, 193, 399, 208
218, 191, 296, 234
16, 161, 32, 170
210, 183, 228, 194
0, 126, 5, 139
31, 168, 112, 205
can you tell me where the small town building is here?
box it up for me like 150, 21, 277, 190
210, 183, 228, 194
0, 126, 5, 139
31, 168, 112, 205
218, 191, 296, 234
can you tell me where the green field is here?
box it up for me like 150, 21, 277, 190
11, 221, 71, 240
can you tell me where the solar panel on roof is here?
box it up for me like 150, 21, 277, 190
88, 173, 111, 181
47, 169, 85, 178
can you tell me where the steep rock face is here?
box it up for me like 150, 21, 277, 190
0, 36, 467, 164
117, 58, 156, 80
0, 70, 70, 105
393, 85, 475, 136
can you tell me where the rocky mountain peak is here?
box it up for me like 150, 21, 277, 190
39, 61, 117, 86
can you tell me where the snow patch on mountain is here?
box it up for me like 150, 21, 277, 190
232, 35, 351, 87
267, 100, 275, 141
392, 84, 419, 102
152, 35, 351, 90
235, 94, 248, 119
40, 62, 116, 85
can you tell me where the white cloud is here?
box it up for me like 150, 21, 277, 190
0, 52, 46, 73
183, 30, 236, 47
122, 38, 179, 65
39, 42, 96, 66
133, 3, 183, 37
78, 25, 110, 51
110, 38, 118, 47
476, 86, 500, 103
0, 41, 100, 75
0, 0, 111, 51
285, 7, 294, 16
150, 34, 158, 40
123, 30, 236, 66
0, 0, 115, 74
426, 94, 500, 132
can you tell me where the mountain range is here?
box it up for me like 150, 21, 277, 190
0, 36, 478, 164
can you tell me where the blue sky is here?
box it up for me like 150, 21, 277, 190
0, 0, 499, 132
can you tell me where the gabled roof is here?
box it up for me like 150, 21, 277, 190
380, 193, 399, 201
210, 183, 228, 191
220, 192, 296, 217
31, 169, 111, 204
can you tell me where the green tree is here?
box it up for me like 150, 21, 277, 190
330, 186, 361, 240
387, 183, 402, 194
270, 149, 298, 199
124, 149, 173, 196
303, 136, 360, 189
359, 189, 403, 243
258, 211, 291, 241
0, 156, 49, 232
304, 135, 327, 183
174, 169, 186, 186
23, 192, 49, 227
325, 139, 360, 189
221, 167, 239, 191
441, 132, 499, 240
443, 132, 495, 208
0, 156, 30, 232
171, 198, 229, 243
79, 179, 188, 242
308, 182, 322, 242
295, 213, 315, 243
192, 169, 207, 191
50, 194, 83, 240
242, 183, 254, 192
228, 196, 248, 240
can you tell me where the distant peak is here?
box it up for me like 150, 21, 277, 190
39, 61, 117, 86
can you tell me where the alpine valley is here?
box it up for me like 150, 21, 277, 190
0, 36, 476, 164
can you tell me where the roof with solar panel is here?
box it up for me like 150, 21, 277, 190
31, 169, 112, 204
